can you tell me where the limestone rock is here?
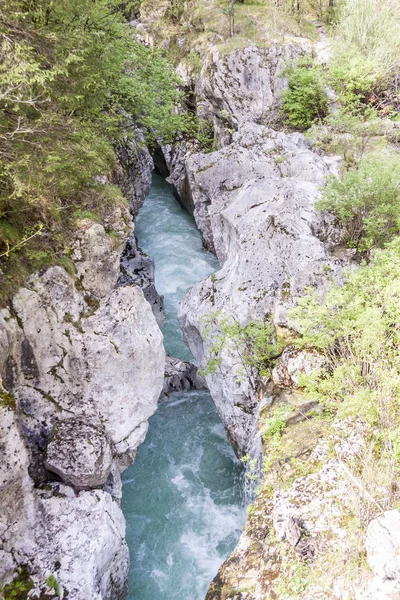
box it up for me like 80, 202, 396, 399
272, 347, 326, 388
114, 128, 154, 217
118, 232, 165, 325
71, 204, 132, 297
45, 418, 113, 489
0, 120, 164, 599
162, 355, 206, 396
33, 486, 129, 600
0, 266, 165, 595
284, 515, 302, 547
179, 122, 345, 451
0, 405, 36, 583
366, 511, 400, 583
196, 43, 310, 146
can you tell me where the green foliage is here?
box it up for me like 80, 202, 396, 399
196, 118, 215, 152
329, 0, 400, 111
328, 46, 378, 110
308, 108, 385, 167
263, 404, 291, 440
281, 57, 329, 130
0, 0, 188, 301
240, 454, 260, 481
291, 238, 400, 505
200, 311, 283, 389
0, 389, 16, 410
317, 150, 400, 251
3, 567, 34, 600
46, 575, 61, 596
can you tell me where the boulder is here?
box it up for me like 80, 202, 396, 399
45, 419, 113, 489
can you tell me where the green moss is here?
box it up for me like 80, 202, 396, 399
83, 295, 100, 312
3, 566, 34, 600
0, 390, 16, 410
63, 313, 84, 334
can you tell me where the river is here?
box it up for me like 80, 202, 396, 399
121, 175, 246, 600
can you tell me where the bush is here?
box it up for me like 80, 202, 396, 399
307, 108, 384, 167
329, 0, 400, 110
291, 238, 400, 508
0, 0, 189, 302
201, 311, 283, 389
317, 150, 400, 251
281, 57, 329, 130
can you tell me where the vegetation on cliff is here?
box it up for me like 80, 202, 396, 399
0, 0, 188, 303
292, 239, 400, 509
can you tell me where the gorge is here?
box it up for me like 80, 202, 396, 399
121, 175, 246, 600
1, 1, 400, 599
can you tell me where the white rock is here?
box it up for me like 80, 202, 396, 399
178, 122, 345, 450
366, 511, 400, 582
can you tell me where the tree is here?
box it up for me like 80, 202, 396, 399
0, 0, 190, 300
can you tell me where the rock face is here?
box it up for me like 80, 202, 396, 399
114, 127, 154, 217
364, 511, 400, 599
158, 42, 313, 216
71, 207, 132, 297
170, 40, 387, 600
0, 157, 165, 598
118, 231, 165, 326
178, 120, 344, 451
162, 355, 206, 395
196, 42, 309, 146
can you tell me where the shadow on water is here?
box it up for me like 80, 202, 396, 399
121, 175, 246, 600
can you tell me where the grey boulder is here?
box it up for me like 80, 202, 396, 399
45, 419, 113, 490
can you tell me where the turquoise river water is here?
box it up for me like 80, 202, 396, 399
121, 175, 246, 600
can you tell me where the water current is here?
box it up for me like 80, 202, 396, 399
121, 175, 246, 600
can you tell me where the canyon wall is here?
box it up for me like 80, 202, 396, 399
0, 142, 165, 599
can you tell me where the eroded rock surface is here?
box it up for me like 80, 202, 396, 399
0, 154, 164, 598
171, 40, 385, 600
196, 42, 309, 146
178, 121, 344, 451
162, 355, 206, 395
118, 232, 165, 325
45, 419, 113, 489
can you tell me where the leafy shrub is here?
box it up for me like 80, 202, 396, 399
317, 150, 400, 251
281, 57, 329, 130
0, 0, 190, 302
291, 238, 400, 507
201, 311, 283, 389
329, 0, 400, 110
308, 108, 384, 167
262, 404, 292, 440
3, 566, 34, 599
329, 47, 378, 109
46, 575, 61, 596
